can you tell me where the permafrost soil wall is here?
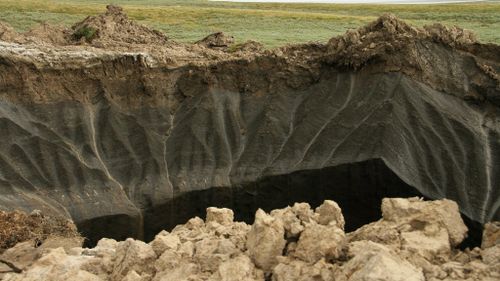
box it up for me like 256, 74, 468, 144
0, 7, 499, 243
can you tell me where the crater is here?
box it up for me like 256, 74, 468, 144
77, 159, 483, 249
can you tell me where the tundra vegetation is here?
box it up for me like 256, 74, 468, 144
0, 0, 499, 47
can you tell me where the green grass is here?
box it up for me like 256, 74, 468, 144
72, 25, 97, 42
0, 0, 499, 47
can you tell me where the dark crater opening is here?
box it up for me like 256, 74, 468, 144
80, 159, 483, 249
79, 214, 143, 248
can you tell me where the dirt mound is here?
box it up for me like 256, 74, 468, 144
23, 23, 69, 46
3, 198, 500, 281
0, 210, 80, 251
325, 13, 479, 69
231, 40, 265, 53
0, 22, 22, 43
424, 23, 477, 47
195, 31, 235, 49
69, 4, 168, 47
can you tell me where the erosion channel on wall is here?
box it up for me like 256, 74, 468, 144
0, 5, 499, 252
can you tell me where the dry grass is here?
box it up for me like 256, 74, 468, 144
0, 210, 79, 251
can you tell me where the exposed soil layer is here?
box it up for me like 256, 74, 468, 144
0, 6, 498, 105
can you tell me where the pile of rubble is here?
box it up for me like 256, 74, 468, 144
325, 14, 478, 69
1, 197, 499, 281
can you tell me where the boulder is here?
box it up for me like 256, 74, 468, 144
314, 200, 345, 230
293, 223, 346, 263
110, 239, 156, 280
209, 255, 264, 281
381, 198, 467, 246
246, 209, 286, 271
272, 257, 336, 281
149, 231, 181, 256
206, 207, 234, 226
337, 241, 425, 281
482, 222, 500, 249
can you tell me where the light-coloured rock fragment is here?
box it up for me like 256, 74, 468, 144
247, 209, 286, 271
206, 207, 234, 225
401, 225, 451, 260
0, 236, 84, 273
209, 255, 264, 281
482, 244, 500, 265
193, 237, 237, 272
123, 270, 146, 281
3, 247, 100, 281
348, 220, 402, 249
110, 238, 156, 280
80, 238, 118, 277
270, 207, 304, 238
338, 241, 425, 281
482, 222, 500, 249
153, 262, 199, 281
293, 223, 346, 263
315, 200, 345, 230
272, 257, 336, 281
149, 231, 181, 256
382, 198, 467, 246
291, 203, 315, 223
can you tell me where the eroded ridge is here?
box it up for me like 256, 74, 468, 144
1, 198, 499, 281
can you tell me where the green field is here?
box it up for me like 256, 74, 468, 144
0, 0, 499, 47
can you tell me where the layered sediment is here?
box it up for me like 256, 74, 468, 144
0, 6, 499, 244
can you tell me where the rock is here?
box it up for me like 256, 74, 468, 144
3, 199, 500, 281
206, 207, 234, 226
338, 241, 425, 281
0, 236, 84, 273
482, 222, 500, 249
110, 239, 156, 280
153, 262, 200, 281
482, 244, 500, 265
3, 247, 99, 281
270, 207, 304, 238
246, 209, 286, 271
154, 249, 183, 273
382, 198, 468, 246
291, 203, 315, 223
401, 225, 451, 260
348, 220, 402, 248
314, 200, 345, 230
272, 257, 336, 281
293, 223, 346, 263
80, 238, 118, 277
149, 231, 181, 256
123, 270, 146, 281
193, 237, 237, 272
209, 255, 264, 281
